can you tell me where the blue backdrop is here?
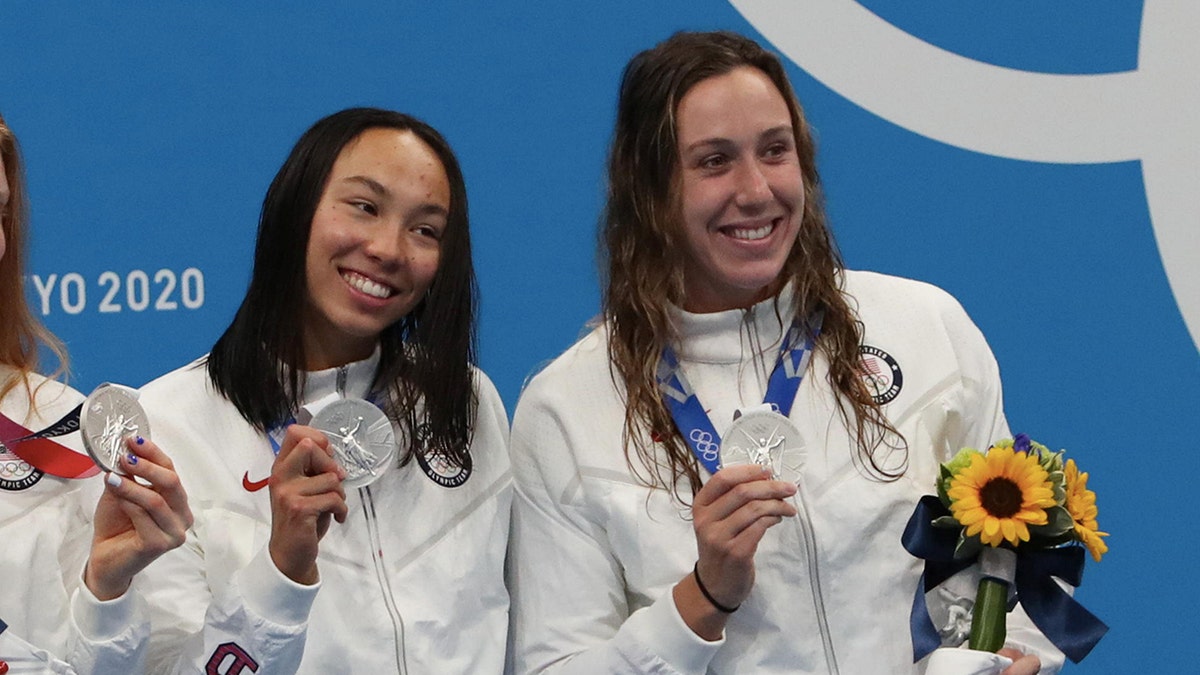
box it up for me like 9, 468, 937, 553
3, 1, 1189, 670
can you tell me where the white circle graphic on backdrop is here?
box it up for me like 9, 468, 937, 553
731, 0, 1200, 351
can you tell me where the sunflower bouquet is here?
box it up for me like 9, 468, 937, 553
903, 434, 1109, 663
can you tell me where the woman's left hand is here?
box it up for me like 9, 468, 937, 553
84, 436, 194, 601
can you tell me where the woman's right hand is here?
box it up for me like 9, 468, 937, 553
85, 436, 194, 601
675, 464, 797, 639
267, 425, 348, 585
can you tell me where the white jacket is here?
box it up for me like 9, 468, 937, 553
0, 370, 150, 674
508, 271, 1066, 674
137, 351, 512, 674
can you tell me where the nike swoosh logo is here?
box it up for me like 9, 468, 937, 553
242, 472, 270, 492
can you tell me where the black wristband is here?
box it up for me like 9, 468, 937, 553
692, 562, 739, 613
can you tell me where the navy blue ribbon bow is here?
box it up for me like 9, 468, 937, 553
902, 495, 1108, 663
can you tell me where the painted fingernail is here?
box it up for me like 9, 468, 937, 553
136, 436, 145, 445
105, 472, 121, 488
126, 453, 139, 465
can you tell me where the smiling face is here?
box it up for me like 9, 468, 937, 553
675, 66, 805, 313
302, 127, 450, 370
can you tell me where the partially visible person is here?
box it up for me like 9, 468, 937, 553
0, 113, 193, 674
507, 32, 1061, 674
137, 108, 510, 673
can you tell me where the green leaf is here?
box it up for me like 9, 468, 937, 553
1052, 482, 1066, 504
936, 465, 951, 501
1029, 506, 1074, 541
937, 480, 951, 506
1044, 506, 1075, 535
1044, 448, 1065, 473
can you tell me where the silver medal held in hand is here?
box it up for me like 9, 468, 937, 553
81, 383, 150, 474
311, 397, 396, 489
719, 407, 804, 485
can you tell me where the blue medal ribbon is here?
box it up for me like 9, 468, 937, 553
266, 418, 294, 456
658, 312, 822, 475
901, 495, 1108, 663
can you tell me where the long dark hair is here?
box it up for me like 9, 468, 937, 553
207, 107, 478, 466
602, 32, 904, 499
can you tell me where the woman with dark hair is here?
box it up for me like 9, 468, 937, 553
1, 112, 192, 673
137, 108, 510, 673
508, 32, 1061, 674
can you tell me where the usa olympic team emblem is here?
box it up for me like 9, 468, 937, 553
0, 442, 44, 491
859, 345, 903, 404
414, 424, 472, 488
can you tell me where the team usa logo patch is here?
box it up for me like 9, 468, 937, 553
414, 423, 472, 488
0, 442, 43, 491
859, 345, 903, 404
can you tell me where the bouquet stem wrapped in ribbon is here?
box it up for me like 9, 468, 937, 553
903, 434, 1109, 663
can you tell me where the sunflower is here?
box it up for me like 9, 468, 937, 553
947, 445, 1058, 547
1064, 458, 1109, 562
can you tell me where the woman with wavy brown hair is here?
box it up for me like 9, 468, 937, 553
1, 113, 192, 674
508, 32, 1060, 674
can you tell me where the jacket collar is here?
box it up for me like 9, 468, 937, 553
300, 344, 381, 404
668, 283, 797, 365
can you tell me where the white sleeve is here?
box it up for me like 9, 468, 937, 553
0, 625, 77, 675
65, 581, 148, 674
937, 290, 1010, 454
141, 528, 317, 673
922, 646, 1013, 674
507, 390, 720, 675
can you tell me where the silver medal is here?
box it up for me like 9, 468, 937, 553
80, 383, 150, 474
719, 408, 805, 485
310, 397, 396, 489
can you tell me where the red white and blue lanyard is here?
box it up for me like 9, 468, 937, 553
657, 313, 822, 476
0, 404, 99, 478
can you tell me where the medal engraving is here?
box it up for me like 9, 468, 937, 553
311, 398, 396, 489
719, 409, 805, 485
81, 384, 150, 474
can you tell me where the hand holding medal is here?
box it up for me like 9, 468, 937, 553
683, 464, 798, 639
267, 425, 350, 585
79, 384, 194, 601
87, 435, 193, 600
658, 315, 823, 641
265, 396, 395, 583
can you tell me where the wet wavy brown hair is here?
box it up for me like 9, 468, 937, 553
601, 31, 904, 499
0, 113, 68, 405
